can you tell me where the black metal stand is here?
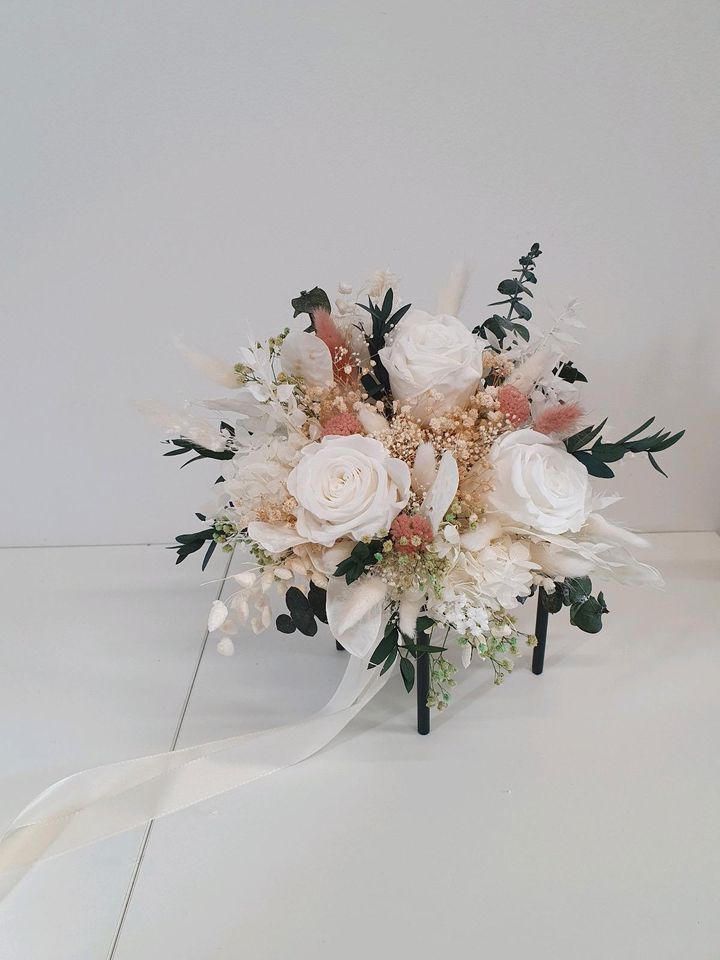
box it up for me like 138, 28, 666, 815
532, 589, 549, 675
416, 647, 430, 735
333, 589, 550, 734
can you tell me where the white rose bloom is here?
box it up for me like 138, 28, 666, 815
486, 429, 590, 535
287, 435, 410, 546
377, 310, 484, 423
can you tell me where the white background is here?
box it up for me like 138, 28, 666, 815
2, 0, 718, 546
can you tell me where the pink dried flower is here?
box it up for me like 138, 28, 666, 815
313, 309, 357, 385
390, 514, 434, 554
498, 385, 531, 426
321, 413, 363, 438
534, 402, 584, 438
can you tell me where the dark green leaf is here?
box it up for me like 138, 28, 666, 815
569, 596, 608, 633
624, 430, 666, 453
307, 582, 328, 623
276, 614, 296, 634
591, 442, 627, 463
344, 566, 364, 585
541, 587, 563, 614
572, 451, 615, 478
387, 302, 412, 329
618, 417, 655, 444
652, 429, 685, 452
400, 657, 415, 693
647, 452, 668, 477
285, 587, 317, 636
380, 647, 398, 675
557, 361, 588, 384
498, 279, 522, 296
291, 286, 332, 320
562, 576, 592, 605
565, 418, 608, 453
369, 627, 399, 667
513, 302, 532, 321
201, 540, 217, 571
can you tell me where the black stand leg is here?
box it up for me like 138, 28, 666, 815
416, 649, 430, 735
532, 589, 549, 675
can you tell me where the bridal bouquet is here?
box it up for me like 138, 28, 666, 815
157, 244, 683, 712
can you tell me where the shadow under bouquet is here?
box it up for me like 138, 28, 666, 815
161, 243, 684, 720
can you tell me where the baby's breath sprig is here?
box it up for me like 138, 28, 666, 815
459, 611, 536, 686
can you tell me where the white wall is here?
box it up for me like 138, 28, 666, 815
2, 0, 718, 546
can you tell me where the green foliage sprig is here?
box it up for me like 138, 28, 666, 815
474, 242, 542, 349
163, 421, 235, 468
541, 578, 609, 633
170, 523, 216, 567
333, 538, 387, 584
368, 614, 446, 693
565, 417, 685, 478
356, 288, 412, 403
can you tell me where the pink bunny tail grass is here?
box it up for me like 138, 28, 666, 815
534, 402, 584, 438
498, 385, 531, 426
313, 309, 357, 384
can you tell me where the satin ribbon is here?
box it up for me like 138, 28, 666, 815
0, 652, 391, 889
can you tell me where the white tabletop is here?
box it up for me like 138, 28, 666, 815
1, 533, 718, 958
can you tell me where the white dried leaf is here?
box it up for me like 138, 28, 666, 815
207, 600, 228, 632
216, 637, 235, 656
421, 452, 459, 533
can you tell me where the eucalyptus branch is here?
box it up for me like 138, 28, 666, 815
474, 242, 542, 349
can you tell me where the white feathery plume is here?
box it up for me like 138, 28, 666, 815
506, 347, 556, 395
135, 400, 228, 452
398, 591, 424, 640
436, 262, 471, 316
174, 336, 240, 389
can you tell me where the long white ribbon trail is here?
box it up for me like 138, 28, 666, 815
0, 653, 390, 887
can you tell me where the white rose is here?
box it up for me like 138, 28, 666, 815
486, 429, 590, 535
377, 310, 484, 423
287, 435, 410, 546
